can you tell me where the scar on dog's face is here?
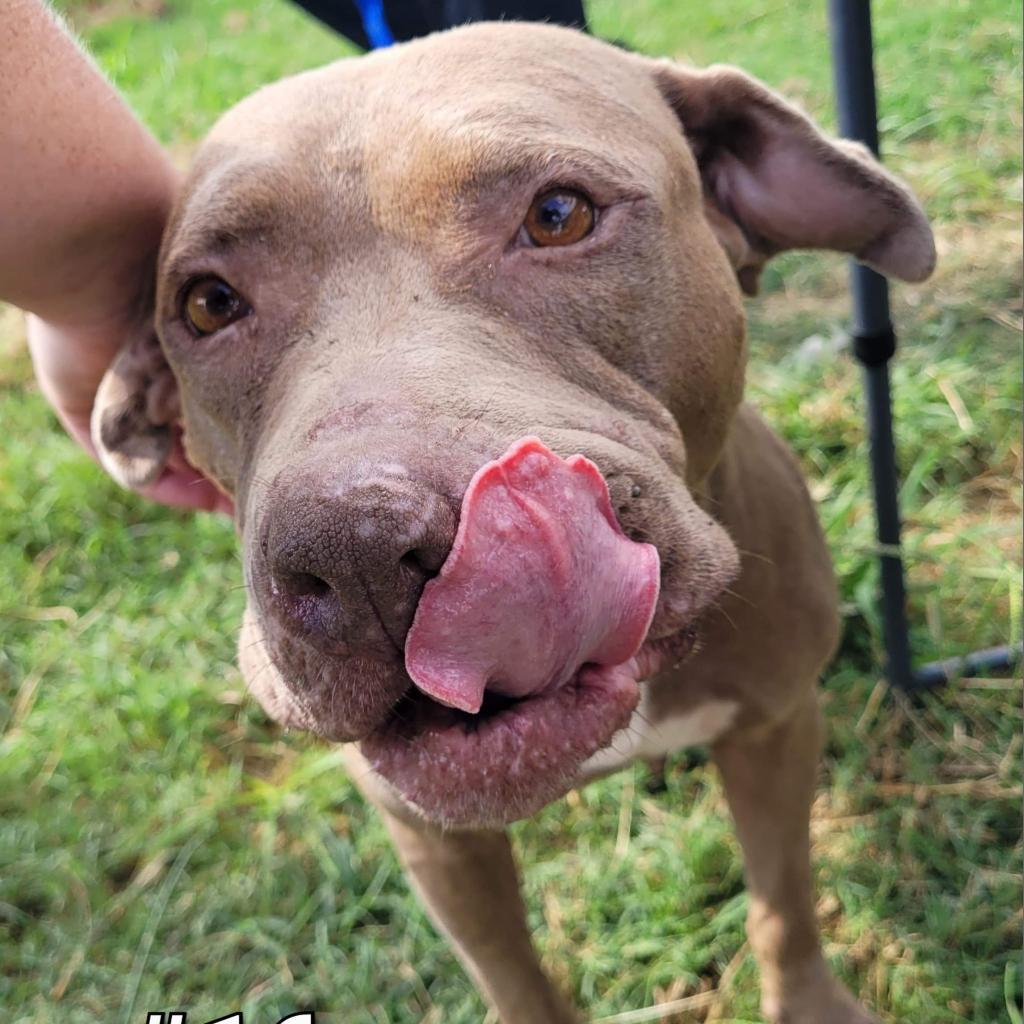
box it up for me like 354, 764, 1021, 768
93, 23, 933, 825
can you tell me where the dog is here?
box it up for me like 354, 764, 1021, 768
91, 22, 934, 1023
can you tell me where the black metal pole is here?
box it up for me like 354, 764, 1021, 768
828, 0, 915, 689
827, 0, 1022, 688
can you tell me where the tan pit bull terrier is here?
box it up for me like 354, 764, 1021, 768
91, 22, 934, 1023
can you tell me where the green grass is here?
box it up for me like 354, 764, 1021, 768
1, 2, 1021, 1022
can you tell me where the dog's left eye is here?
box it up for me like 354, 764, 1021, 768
522, 188, 596, 247
182, 276, 250, 335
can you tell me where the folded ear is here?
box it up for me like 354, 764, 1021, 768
91, 329, 178, 490
650, 61, 936, 295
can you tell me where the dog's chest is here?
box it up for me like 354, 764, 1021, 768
578, 691, 739, 779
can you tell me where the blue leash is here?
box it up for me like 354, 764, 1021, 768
353, 0, 395, 48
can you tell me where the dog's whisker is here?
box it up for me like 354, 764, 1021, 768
721, 585, 755, 608
709, 599, 739, 633
734, 546, 776, 567
238, 636, 269, 653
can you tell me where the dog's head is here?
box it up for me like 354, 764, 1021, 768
93, 24, 933, 827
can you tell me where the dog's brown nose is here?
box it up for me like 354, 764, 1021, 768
262, 474, 458, 657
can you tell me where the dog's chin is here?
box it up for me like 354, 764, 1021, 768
361, 664, 640, 828
247, 629, 641, 825
243, 589, 703, 827
245, 610, 699, 829
360, 628, 698, 828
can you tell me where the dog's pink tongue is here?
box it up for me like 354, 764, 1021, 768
405, 437, 660, 713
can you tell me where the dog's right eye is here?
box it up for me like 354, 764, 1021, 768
182, 276, 250, 335
522, 189, 596, 247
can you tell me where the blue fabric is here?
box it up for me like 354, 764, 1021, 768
354, 0, 395, 48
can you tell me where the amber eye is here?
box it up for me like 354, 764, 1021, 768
523, 189, 596, 247
183, 276, 249, 335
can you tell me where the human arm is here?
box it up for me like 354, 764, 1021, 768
1, 0, 229, 512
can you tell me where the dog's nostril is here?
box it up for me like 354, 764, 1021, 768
284, 571, 332, 599
400, 547, 446, 577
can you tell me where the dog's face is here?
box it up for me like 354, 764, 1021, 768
94, 24, 933, 827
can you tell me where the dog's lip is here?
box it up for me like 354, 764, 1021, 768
358, 626, 698, 827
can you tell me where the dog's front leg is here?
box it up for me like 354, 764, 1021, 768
712, 695, 880, 1024
385, 813, 579, 1023
344, 748, 578, 1024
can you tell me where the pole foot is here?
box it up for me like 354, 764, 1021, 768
910, 643, 1023, 690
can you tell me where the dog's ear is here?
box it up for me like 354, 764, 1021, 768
91, 329, 179, 490
651, 62, 936, 295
